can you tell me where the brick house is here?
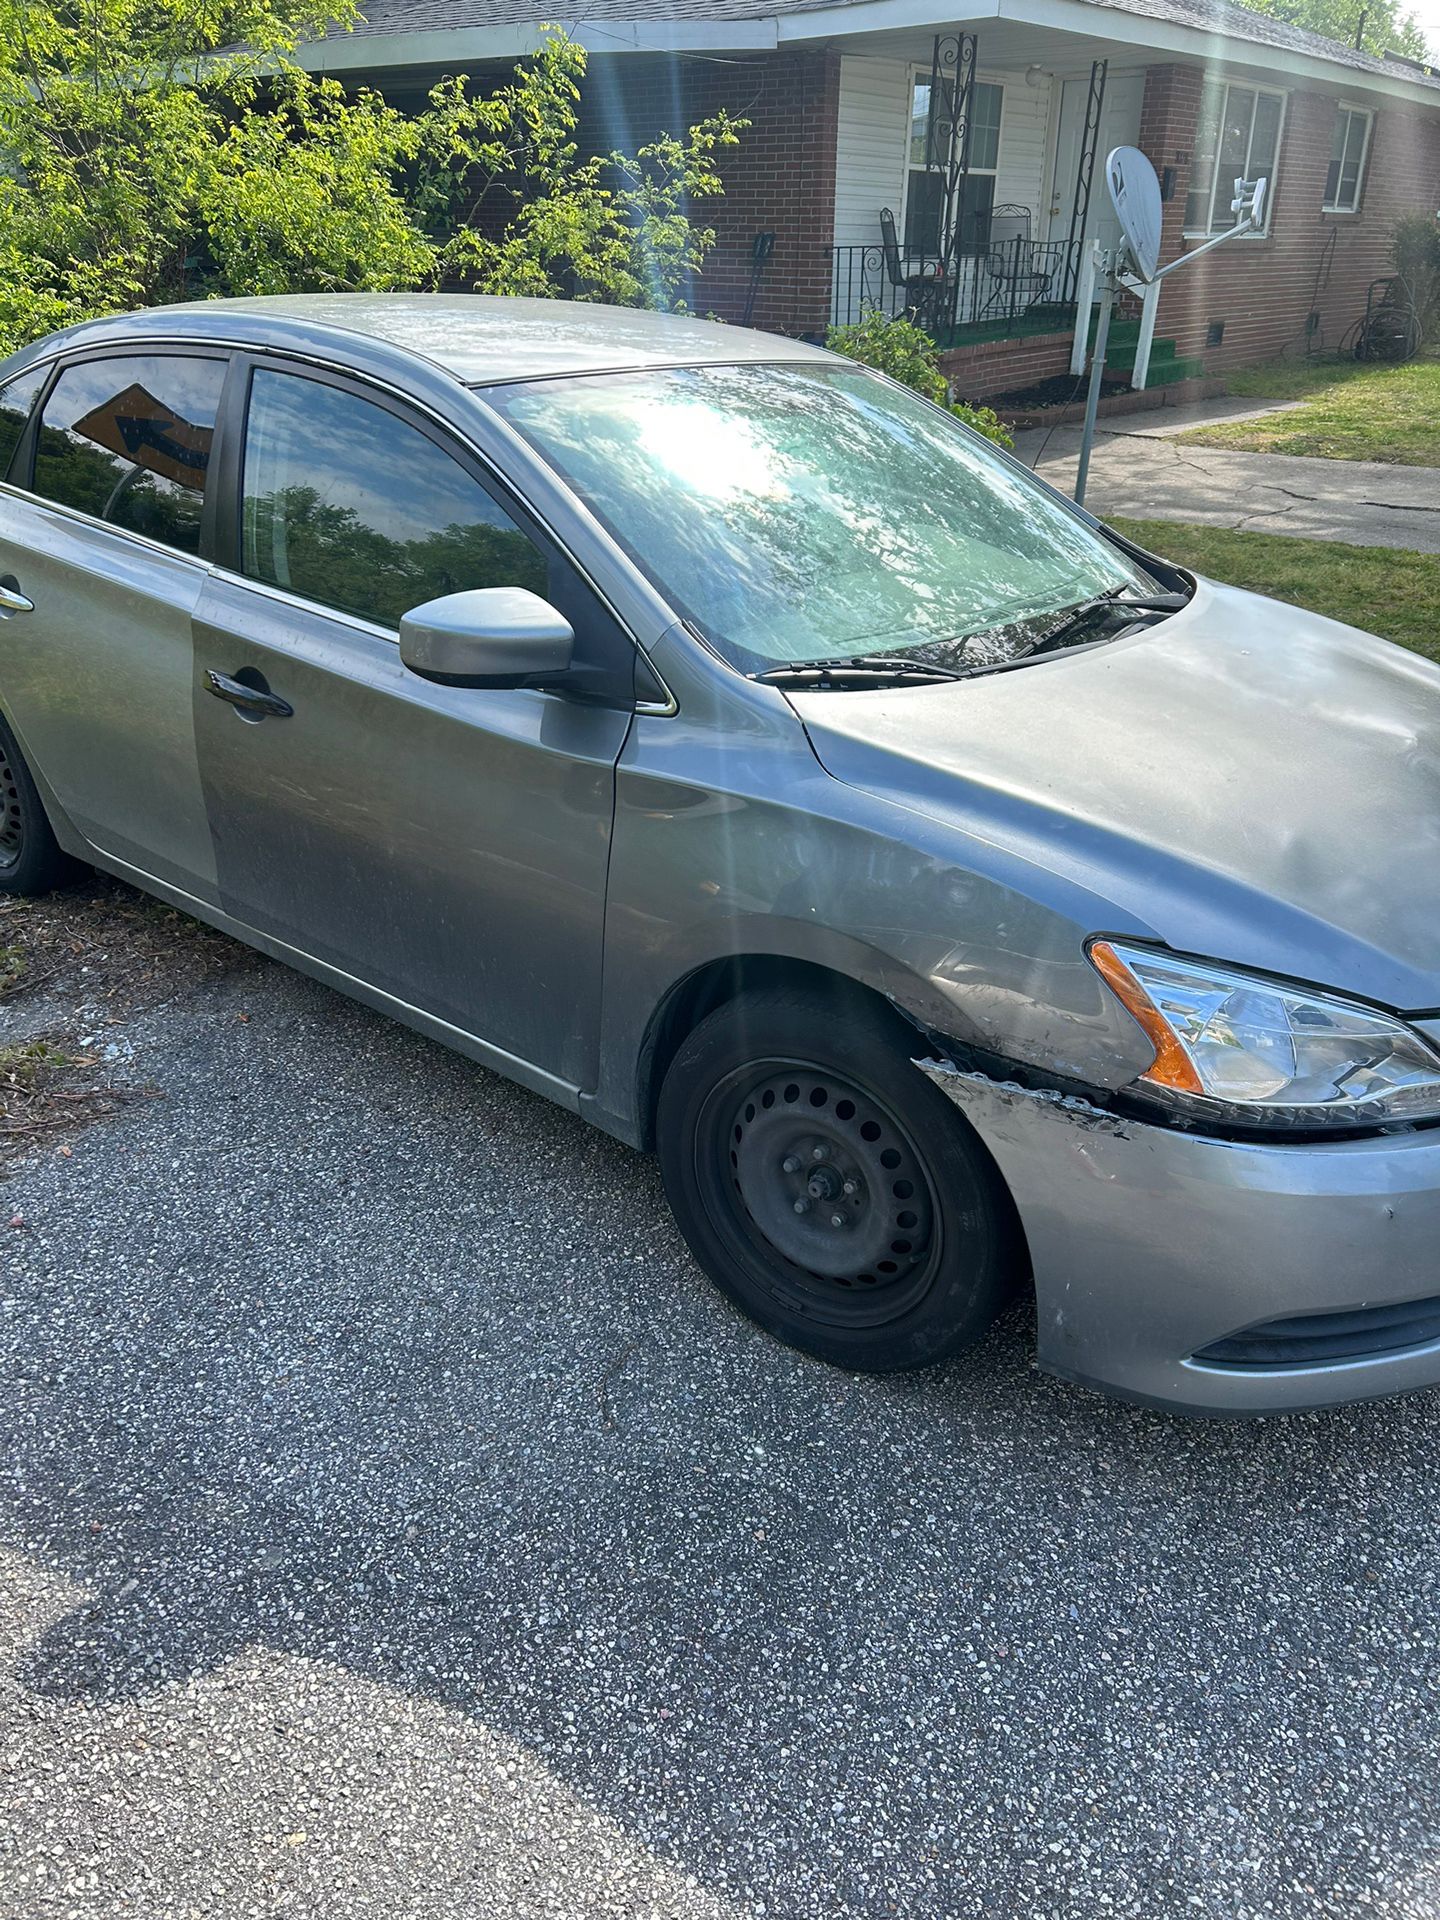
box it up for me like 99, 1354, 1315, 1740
300, 0, 1440, 401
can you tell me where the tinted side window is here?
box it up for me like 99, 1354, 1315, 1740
240, 368, 548, 627
0, 367, 47, 484
32, 355, 226, 554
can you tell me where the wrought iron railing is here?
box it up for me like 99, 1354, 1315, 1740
829, 235, 1082, 344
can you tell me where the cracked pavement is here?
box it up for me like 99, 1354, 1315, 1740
4, 921, 1440, 1917
1014, 423, 1440, 552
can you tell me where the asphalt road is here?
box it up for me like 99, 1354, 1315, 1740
2, 940, 1439, 1918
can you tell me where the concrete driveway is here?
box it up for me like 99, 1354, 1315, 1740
1012, 412, 1440, 554
2, 908, 1439, 1919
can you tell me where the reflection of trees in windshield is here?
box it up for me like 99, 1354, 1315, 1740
243, 486, 548, 629
498, 366, 1147, 670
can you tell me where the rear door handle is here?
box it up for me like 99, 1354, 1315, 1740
0, 576, 34, 615
204, 669, 293, 719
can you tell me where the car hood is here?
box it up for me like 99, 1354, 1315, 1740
791, 578, 1440, 1013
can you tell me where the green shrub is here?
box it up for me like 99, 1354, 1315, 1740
825, 310, 1013, 447
1391, 214, 1440, 342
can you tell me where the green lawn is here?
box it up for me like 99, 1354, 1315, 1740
1175, 350, 1440, 465
1108, 517, 1440, 664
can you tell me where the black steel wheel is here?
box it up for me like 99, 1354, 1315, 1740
657, 985, 1018, 1371
0, 709, 74, 896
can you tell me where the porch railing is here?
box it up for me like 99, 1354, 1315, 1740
828, 235, 1082, 346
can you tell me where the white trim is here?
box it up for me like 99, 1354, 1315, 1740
779, 0, 1440, 110
295, 5, 1440, 114
1321, 101, 1374, 212
298, 16, 780, 71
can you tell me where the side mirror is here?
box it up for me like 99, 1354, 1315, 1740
399, 588, 574, 689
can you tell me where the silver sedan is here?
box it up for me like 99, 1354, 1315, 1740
2, 294, 1438, 1416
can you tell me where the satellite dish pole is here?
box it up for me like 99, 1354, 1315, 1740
1073, 148, 1269, 507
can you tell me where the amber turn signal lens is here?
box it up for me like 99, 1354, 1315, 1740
1089, 940, 1206, 1097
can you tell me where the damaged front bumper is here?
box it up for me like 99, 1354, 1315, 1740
921, 1059, 1440, 1417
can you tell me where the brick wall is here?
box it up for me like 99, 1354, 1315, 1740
1137, 63, 1440, 367
939, 331, 1077, 400
575, 51, 841, 337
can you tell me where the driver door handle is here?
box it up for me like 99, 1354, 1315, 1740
204, 669, 294, 720
0, 576, 34, 615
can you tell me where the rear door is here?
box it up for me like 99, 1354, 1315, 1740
0, 348, 229, 895
191, 357, 636, 1093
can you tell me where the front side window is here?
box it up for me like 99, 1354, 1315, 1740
489, 363, 1152, 675
31, 355, 225, 553
1184, 81, 1284, 236
1324, 106, 1372, 212
239, 368, 548, 627
0, 367, 47, 485
904, 78, 1003, 256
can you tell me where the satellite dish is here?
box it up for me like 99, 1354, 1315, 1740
1106, 145, 1163, 283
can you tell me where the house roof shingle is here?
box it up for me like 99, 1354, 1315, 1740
341, 0, 1440, 95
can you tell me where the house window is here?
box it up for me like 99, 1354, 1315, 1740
1183, 80, 1284, 235
904, 77, 1003, 257
1324, 105, 1372, 211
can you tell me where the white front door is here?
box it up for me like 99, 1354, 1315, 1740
1046, 71, 1146, 255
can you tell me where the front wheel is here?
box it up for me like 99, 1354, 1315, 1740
657, 986, 1018, 1372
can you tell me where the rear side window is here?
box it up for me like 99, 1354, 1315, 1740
0, 367, 46, 484
32, 354, 226, 555
239, 367, 548, 627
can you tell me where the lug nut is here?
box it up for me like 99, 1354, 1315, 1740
793, 1198, 810, 1214
782, 1155, 801, 1174
812, 1146, 826, 1162
842, 1179, 858, 1196
830, 1212, 846, 1228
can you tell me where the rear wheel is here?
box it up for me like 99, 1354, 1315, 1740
657, 986, 1017, 1371
0, 710, 75, 896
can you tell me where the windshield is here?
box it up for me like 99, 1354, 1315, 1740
485, 362, 1156, 675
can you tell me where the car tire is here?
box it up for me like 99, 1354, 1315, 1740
0, 709, 76, 896
657, 984, 1019, 1372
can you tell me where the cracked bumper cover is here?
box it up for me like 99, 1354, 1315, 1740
920, 1060, 1440, 1416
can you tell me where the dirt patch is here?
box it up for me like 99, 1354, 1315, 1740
0, 876, 256, 1170
0, 1036, 150, 1170
0, 876, 252, 1022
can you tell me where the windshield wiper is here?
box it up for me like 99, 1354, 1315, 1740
948, 588, 1191, 681
1030, 588, 1189, 652
752, 654, 963, 690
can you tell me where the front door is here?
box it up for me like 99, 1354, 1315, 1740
1047, 72, 1146, 259
0, 350, 229, 894
192, 360, 634, 1093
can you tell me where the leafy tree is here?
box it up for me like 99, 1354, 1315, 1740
0, 3, 743, 357
1392, 213, 1440, 340
1238, 0, 1428, 60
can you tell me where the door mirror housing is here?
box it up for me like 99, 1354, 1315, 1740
399, 588, 574, 689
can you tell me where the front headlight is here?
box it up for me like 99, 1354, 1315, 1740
1089, 939, 1440, 1128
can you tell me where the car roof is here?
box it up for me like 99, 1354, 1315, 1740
11, 294, 835, 387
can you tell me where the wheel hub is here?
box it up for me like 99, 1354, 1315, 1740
727, 1069, 934, 1290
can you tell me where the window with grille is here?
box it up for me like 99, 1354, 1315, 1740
903, 78, 1003, 257
1183, 81, 1284, 236
1324, 105, 1372, 212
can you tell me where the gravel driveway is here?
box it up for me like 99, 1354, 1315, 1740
2, 894, 1437, 1919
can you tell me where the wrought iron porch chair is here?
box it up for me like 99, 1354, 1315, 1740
980, 205, 1055, 322
878, 208, 950, 330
